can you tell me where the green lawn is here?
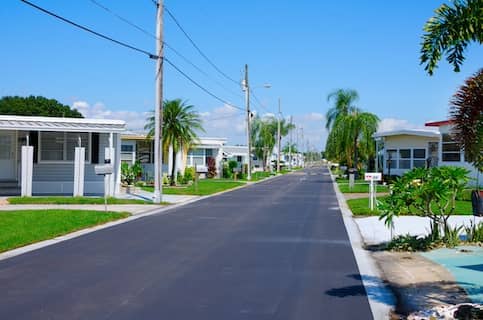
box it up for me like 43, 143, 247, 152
346, 197, 473, 216
0, 210, 129, 253
8, 196, 152, 205
142, 179, 245, 196
337, 183, 389, 193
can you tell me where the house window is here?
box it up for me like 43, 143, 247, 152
188, 148, 205, 166
399, 149, 411, 169
121, 144, 134, 152
39, 132, 90, 162
237, 156, 242, 162
386, 149, 398, 169
442, 133, 461, 162
413, 149, 426, 168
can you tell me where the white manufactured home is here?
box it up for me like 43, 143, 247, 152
0, 115, 125, 196
374, 120, 481, 184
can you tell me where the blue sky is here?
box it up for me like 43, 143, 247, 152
1, 0, 482, 148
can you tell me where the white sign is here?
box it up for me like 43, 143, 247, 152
365, 172, 382, 181
95, 164, 113, 175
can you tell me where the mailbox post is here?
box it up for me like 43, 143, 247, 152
95, 164, 113, 212
364, 172, 382, 210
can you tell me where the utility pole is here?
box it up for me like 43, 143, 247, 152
242, 64, 252, 180
277, 98, 281, 173
300, 127, 304, 168
288, 116, 293, 170
153, 0, 163, 203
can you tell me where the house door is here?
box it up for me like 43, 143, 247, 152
0, 131, 16, 180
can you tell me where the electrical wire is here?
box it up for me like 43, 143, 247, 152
163, 5, 240, 85
87, 0, 243, 100
164, 57, 245, 111
20, 0, 158, 59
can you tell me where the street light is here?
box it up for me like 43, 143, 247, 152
242, 64, 271, 180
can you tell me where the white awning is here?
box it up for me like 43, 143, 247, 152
0, 115, 125, 133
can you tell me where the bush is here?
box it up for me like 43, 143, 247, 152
176, 170, 184, 184
207, 157, 217, 178
465, 221, 483, 242
379, 166, 470, 234
222, 163, 232, 179
386, 234, 434, 252
184, 167, 195, 183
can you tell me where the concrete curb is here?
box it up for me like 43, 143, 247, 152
0, 172, 290, 262
329, 170, 395, 319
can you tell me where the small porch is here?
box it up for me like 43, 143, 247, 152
0, 115, 125, 196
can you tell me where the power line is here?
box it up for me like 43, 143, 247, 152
251, 91, 274, 114
88, 0, 155, 39
20, 0, 157, 59
164, 57, 245, 111
87, 0, 243, 100
164, 5, 240, 85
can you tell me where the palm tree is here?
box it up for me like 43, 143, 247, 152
420, 0, 482, 75
449, 68, 483, 172
326, 89, 360, 130
325, 89, 379, 169
251, 116, 295, 171
145, 99, 204, 185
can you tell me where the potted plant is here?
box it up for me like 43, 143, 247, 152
121, 162, 136, 193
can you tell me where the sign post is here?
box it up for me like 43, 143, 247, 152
365, 172, 382, 210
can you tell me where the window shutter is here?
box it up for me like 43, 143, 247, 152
30, 131, 38, 163
91, 133, 99, 164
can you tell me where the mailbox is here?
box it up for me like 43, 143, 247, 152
95, 164, 113, 175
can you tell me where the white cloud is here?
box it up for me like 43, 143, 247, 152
377, 118, 436, 132
73, 100, 149, 132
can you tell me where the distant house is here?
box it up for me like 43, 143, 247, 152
120, 134, 227, 179
374, 121, 480, 183
0, 115, 125, 195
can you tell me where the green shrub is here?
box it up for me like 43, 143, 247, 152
379, 166, 470, 234
386, 234, 435, 252
443, 225, 463, 247
465, 221, 483, 243
184, 167, 195, 183
223, 162, 233, 179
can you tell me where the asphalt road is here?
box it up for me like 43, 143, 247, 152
0, 167, 373, 319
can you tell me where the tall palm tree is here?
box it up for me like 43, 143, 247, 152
325, 89, 379, 169
449, 68, 483, 172
251, 116, 295, 171
420, 0, 482, 75
145, 99, 204, 185
326, 89, 360, 130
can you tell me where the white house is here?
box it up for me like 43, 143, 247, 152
0, 115, 125, 196
374, 121, 480, 184
120, 134, 227, 179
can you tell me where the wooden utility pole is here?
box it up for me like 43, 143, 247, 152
153, 0, 164, 203
243, 64, 252, 180
277, 98, 281, 173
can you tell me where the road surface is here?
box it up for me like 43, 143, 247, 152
0, 167, 373, 319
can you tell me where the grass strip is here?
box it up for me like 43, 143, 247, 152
7, 196, 152, 205
346, 197, 473, 216
142, 180, 244, 196
0, 210, 129, 253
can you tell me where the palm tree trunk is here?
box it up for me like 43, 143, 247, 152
171, 145, 177, 186
353, 137, 358, 171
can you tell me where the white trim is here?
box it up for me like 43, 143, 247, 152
373, 129, 439, 139
0, 115, 125, 133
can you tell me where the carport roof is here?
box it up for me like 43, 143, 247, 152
0, 115, 125, 133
